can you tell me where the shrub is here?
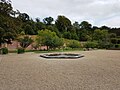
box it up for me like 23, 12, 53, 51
84, 41, 98, 48
64, 47, 72, 50
114, 44, 120, 48
105, 43, 114, 49
2, 47, 8, 54
117, 39, 120, 44
111, 38, 118, 44
67, 40, 81, 49
17, 48, 25, 54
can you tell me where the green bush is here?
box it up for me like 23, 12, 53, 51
17, 48, 25, 54
105, 43, 114, 49
67, 40, 81, 49
114, 44, 120, 48
64, 47, 72, 50
111, 38, 117, 44
2, 47, 8, 54
84, 41, 98, 48
117, 39, 120, 44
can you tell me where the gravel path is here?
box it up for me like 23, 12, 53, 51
0, 50, 120, 90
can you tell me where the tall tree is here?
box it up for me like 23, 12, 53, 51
24, 24, 35, 35
43, 16, 54, 25
55, 15, 72, 32
0, 0, 13, 16
80, 21, 92, 30
17, 13, 30, 22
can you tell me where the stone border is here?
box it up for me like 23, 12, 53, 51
40, 53, 84, 59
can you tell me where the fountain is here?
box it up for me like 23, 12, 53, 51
40, 53, 84, 59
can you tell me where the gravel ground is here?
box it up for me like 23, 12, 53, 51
0, 50, 120, 90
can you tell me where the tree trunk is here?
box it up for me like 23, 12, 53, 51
47, 46, 49, 51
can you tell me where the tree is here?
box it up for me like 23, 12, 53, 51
73, 21, 80, 30
43, 16, 54, 25
17, 13, 30, 22
24, 24, 35, 35
0, 27, 4, 47
35, 18, 40, 22
76, 21, 92, 41
0, 0, 21, 47
55, 15, 72, 32
0, 0, 13, 16
51, 37, 64, 49
80, 21, 92, 30
63, 31, 71, 39
93, 29, 109, 41
37, 29, 63, 50
46, 25, 61, 37
109, 33, 116, 38
35, 22, 45, 32
71, 33, 79, 40
93, 29, 110, 48
18, 36, 33, 49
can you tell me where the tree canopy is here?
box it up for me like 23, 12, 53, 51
37, 29, 63, 50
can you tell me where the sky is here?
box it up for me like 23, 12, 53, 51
12, 0, 120, 27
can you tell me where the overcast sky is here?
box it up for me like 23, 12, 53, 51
12, 0, 120, 27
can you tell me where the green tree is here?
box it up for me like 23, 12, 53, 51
17, 13, 30, 22
63, 31, 71, 39
35, 22, 45, 32
24, 24, 35, 35
43, 16, 54, 25
93, 29, 109, 42
93, 29, 109, 48
79, 21, 92, 41
46, 25, 61, 37
55, 15, 72, 32
0, 0, 22, 47
80, 21, 92, 30
37, 29, 63, 50
0, 27, 4, 47
0, 0, 13, 16
18, 36, 33, 49
51, 37, 64, 49
73, 21, 80, 30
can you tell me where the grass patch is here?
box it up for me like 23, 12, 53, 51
34, 48, 83, 53
8, 48, 84, 54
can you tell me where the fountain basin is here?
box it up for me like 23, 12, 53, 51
40, 53, 84, 59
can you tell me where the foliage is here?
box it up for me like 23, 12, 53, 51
63, 31, 71, 39
0, 0, 13, 16
84, 41, 98, 48
51, 37, 64, 49
17, 13, 30, 22
18, 36, 33, 49
43, 16, 54, 25
0, 0, 120, 50
109, 33, 116, 38
2, 47, 8, 54
93, 29, 109, 41
17, 48, 25, 54
55, 15, 72, 32
37, 29, 63, 50
24, 24, 35, 35
114, 44, 120, 48
67, 40, 81, 49
111, 38, 117, 44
